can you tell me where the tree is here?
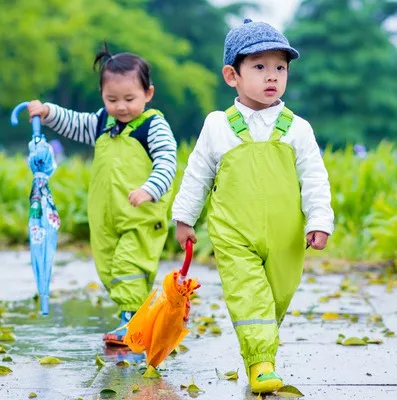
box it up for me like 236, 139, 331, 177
283, 0, 397, 147
0, 0, 217, 147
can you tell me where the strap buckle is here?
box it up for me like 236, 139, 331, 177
228, 111, 248, 135
275, 111, 293, 135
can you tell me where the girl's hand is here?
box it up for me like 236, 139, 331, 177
27, 100, 50, 121
176, 221, 197, 250
128, 189, 153, 207
306, 231, 329, 250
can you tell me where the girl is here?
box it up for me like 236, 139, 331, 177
28, 45, 177, 346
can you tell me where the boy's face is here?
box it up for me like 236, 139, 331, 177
224, 50, 289, 110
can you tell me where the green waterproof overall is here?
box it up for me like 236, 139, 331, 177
88, 110, 172, 314
207, 106, 305, 376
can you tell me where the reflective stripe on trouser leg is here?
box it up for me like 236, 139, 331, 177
211, 239, 279, 377
110, 225, 168, 313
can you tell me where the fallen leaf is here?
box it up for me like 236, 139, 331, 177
2, 356, 12, 362
210, 326, 222, 335
0, 365, 12, 375
336, 334, 346, 345
0, 345, 7, 354
275, 384, 304, 398
342, 337, 367, 346
291, 310, 301, 317
366, 338, 383, 345
99, 388, 117, 398
28, 393, 37, 398
322, 312, 339, 321
0, 332, 15, 342
116, 360, 130, 368
215, 368, 239, 380
131, 384, 140, 393
95, 354, 105, 369
210, 303, 220, 310
143, 365, 161, 378
39, 356, 62, 365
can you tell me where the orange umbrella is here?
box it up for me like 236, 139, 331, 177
124, 239, 200, 367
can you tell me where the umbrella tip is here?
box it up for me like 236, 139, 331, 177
40, 295, 50, 315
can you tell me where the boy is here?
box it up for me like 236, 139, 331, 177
172, 19, 334, 393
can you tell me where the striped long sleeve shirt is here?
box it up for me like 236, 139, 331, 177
43, 103, 177, 201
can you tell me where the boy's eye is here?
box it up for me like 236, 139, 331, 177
254, 64, 264, 70
107, 99, 116, 103
277, 65, 286, 71
126, 98, 134, 102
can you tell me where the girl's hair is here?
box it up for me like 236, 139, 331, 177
93, 43, 151, 91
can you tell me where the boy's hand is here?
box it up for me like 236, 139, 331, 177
176, 221, 197, 250
306, 231, 329, 250
27, 100, 50, 121
128, 189, 153, 207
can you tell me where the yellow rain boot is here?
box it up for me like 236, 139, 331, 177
249, 361, 283, 393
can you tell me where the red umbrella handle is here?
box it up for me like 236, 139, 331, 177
179, 239, 193, 282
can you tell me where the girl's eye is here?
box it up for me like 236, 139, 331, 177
107, 99, 116, 103
277, 65, 286, 71
126, 99, 134, 102
255, 64, 264, 70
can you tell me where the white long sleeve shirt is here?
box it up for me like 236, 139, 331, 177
172, 98, 334, 235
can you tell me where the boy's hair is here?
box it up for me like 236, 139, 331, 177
224, 19, 299, 67
93, 42, 151, 92
232, 53, 290, 75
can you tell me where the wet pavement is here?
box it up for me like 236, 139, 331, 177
1, 251, 397, 399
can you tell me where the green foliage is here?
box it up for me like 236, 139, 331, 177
1, 142, 396, 264
0, 0, 218, 146
284, 0, 397, 147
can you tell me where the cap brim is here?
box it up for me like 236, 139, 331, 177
239, 41, 300, 60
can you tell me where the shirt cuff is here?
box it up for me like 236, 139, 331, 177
305, 218, 334, 236
141, 183, 160, 202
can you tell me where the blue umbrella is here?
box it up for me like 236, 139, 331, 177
11, 102, 60, 315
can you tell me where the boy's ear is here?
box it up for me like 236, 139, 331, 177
222, 65, 238, 88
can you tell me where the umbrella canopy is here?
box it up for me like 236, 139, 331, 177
124, 239, 200, 367
11, 102, 60, 315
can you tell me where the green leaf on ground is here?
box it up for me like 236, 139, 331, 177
95, 354, 105, 369
181, 377, 204, 394
275, 385, 305, 398
99, 388, 117, 398
28, 393, 37, 398
39, 356, 62, 365
143, 365, 161, 378
0, 332, 15, 342
0, 345, 7, 354
336, 334, 346, 344
131, 384, 140, 393
366, 338, 383, 344
116, 360, 130, 368
0, 365, 12, 375
2, 356, 12, 362
342, 337, 367, 346
215, 368, 239, 380
210, 326, 222, 335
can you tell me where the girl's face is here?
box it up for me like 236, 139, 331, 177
102, 71, 154, 123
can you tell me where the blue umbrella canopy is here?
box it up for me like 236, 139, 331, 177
11, 102, 60, 315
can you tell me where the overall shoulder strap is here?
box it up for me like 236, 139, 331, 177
269, 106, 294, 141
225, 105, 253, 143
128, 109, 164, 131
104, 109, 164, 134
